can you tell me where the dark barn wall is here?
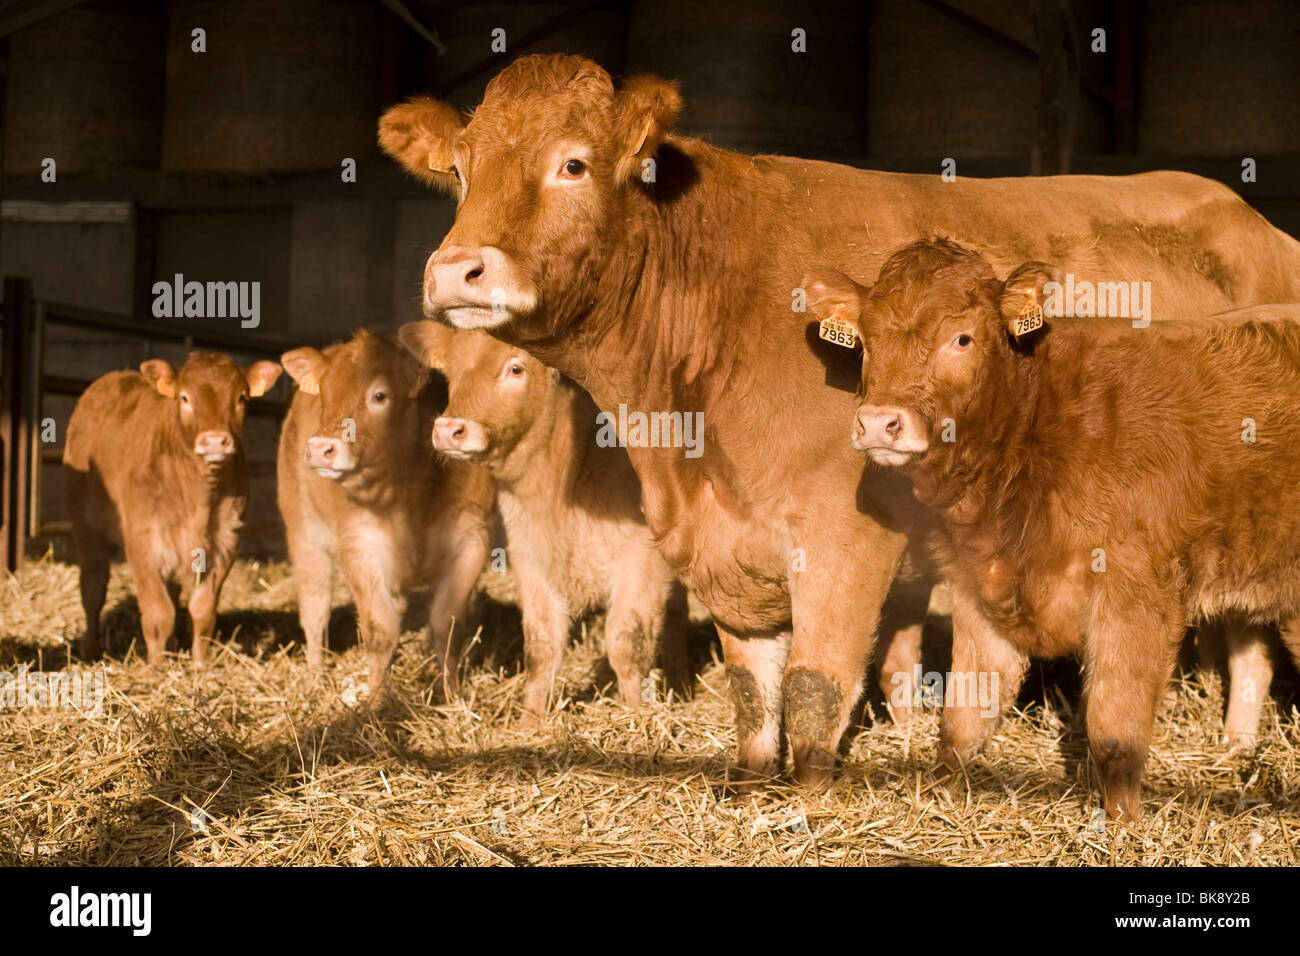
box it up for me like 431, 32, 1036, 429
2, 0, 1299, 561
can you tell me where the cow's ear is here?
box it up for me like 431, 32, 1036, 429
244, 360, 282, 398
397, 320, 455, 371
280, 347, 327, 395
999, 262, 1060, 339
140, 359, 177, 398
613, 75, 682, 182
802, 271, 869, 334
378, 96, 464, 196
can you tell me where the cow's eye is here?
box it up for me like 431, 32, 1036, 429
508, 362, 525, 377
180, 392, 191, 405
371, 390, 388, 405
952, 334, 973, 350
559, 158, 586, 180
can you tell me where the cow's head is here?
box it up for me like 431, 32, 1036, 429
398, 320, 560, 466
378, 54, 681, 341
804, 239, 1058, 468
140, 352, 280, 463
281, 330, 430, 482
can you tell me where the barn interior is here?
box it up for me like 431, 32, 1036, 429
1, 0, 1298, 567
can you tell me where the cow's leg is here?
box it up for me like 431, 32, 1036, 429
938, 580, 1028, 768
719, 624, 791, 789
187, 555, 233, 668
124, 540, 175, 667
784, 531, 909, 786
426, 525, 489, 702
1083, 588, 1180, 824
74, 531, 112, 661
876, 575, 931, 725
290, 538, 335, 671
1222, 620, 1273, 748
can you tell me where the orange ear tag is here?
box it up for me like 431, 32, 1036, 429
818, 303, 859, 349
1013, 301, 1044, 338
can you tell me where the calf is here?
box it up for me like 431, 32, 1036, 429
810, 238, 1300, 821
399, 322, 686, 722
278, 330, 493, 707
63, 353, 282, 665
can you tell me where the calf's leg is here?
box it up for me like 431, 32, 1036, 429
1222, 620, 1273, 748
1084, 591, 1181, 824
289, 538, 335, 671
124, 540, 175, 667
875, 575, 930, 725
605, 553, 673, 708
74, 532, 112, 661
188, 556, 233, 668
426, 527, 488, 702
939, 581, 1028, 768
514, 562, 571, 721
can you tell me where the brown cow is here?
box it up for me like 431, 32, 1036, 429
278, 330, 493, 707
398, 322, 687, 723
378, 53, 1300, 788
818, 238, 1300, 820
64, 352, 282, 665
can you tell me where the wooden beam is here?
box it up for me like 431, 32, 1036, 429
1, 276, 33, 571
1033, 0, 1081, 175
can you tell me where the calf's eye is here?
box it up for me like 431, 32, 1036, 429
180, 393, 191, 405
559, 158, 586, 179
509, 363, 525, 377
952, 334, 973, 350
371, 390, 388, 405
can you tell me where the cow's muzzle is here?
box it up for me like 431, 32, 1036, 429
306, 435, 356, 478
194, 430, 235, 463
853, 404, 929, 465
423, 245, 537, 328
432, 416, 488, 458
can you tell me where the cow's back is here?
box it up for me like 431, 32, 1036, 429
766, 158, 1300, 317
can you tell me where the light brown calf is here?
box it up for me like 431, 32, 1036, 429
814, 238, 1300, 821
64, 352, 281, 665
399, 322, 686, 722
278, 330, 493, 707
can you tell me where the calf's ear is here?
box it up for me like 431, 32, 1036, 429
999, 262, 1060, 339
140, 359, 177, 397
378, 96, 464, 196
244, 360, 282, 398
801, 271, 869, 335
280, 348, 327, 396
614, 75, 682, 182
397, 320, 455, 371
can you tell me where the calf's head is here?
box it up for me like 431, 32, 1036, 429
281, 331, 430, 481
803, 239, 1057, 468
398, 321, 559, 466
378, 54, 682, 342
140, 353, 280, 463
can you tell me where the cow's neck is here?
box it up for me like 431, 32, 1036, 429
546, 139, 799, 415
